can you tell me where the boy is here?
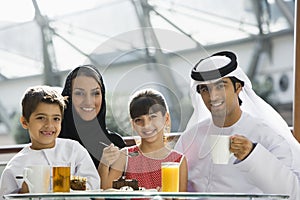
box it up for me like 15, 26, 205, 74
0, 86, 100, 197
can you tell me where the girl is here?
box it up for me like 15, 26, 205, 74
99, 89, 187, 191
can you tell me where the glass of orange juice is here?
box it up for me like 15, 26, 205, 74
161, 162, 180, 192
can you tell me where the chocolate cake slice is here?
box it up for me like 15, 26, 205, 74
112, 176, 139, 190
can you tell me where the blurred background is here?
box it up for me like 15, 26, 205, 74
0, 0, 295, 145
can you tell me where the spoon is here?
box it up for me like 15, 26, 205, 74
99, 141, 139, 157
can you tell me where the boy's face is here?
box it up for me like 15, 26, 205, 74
20, 102, 62, 150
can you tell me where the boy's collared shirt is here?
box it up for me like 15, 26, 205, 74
0, 138, 100, 198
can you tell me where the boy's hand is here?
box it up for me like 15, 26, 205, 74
19, 182, 29, 193
100, 144, 121, 166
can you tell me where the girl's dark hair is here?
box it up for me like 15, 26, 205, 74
229, 76, 244, 105
129, 89, 168, 119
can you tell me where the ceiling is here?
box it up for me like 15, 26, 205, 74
0, 0, 294, 80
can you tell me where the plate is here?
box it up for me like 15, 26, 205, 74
70, 189, 102, 193
104, 188, 158, 192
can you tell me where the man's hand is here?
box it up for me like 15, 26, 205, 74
230, 134, 254, 161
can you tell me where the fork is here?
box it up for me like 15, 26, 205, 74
99, 141, 139, 157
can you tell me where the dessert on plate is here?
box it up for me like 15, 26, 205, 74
112, 176, 139, 190
70, 175, 87, 190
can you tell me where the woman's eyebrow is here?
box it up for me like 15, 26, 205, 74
91, 87, 101, 91
73, 87, 84, 90
73, 87, 100, 91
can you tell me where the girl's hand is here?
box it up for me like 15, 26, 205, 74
100, 144, 121, 166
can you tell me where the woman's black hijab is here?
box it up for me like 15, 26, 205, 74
59, 65, 126, 168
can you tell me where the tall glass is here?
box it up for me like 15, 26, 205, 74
52, 166, 70, 192
161, 162, 180, 192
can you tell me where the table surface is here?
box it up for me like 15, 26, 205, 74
4, 191, 290, 199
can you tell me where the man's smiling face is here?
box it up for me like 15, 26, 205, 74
198, 77, 242, 126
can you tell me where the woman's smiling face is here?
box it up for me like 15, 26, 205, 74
71, 75, 102, 121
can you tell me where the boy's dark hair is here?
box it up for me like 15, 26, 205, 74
129, 89, 168, 119
21, 86, 66, 121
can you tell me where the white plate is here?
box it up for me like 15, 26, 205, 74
104, 188, 158, 192
70, 189, 102, 193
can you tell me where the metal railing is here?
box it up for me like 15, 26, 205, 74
0, 133, 182, 155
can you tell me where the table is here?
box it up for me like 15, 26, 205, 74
4, 191, 289, 200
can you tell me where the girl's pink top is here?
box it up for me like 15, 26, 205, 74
125, 145, 183, 189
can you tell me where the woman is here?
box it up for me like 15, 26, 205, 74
60, 65, 126, 168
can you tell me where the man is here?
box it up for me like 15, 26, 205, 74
175, 51, 300, 198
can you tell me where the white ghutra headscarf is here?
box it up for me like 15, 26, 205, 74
187, 51, 293, 140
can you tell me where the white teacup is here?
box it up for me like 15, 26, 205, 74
209, 135, 232, 164
23, 165, 50, 193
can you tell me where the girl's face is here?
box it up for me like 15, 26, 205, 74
71, 75, 102, 121
20, 102, 62, 150
132, 111, 169, 143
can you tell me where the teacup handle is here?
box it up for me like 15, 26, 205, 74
23, 168, 34, 189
